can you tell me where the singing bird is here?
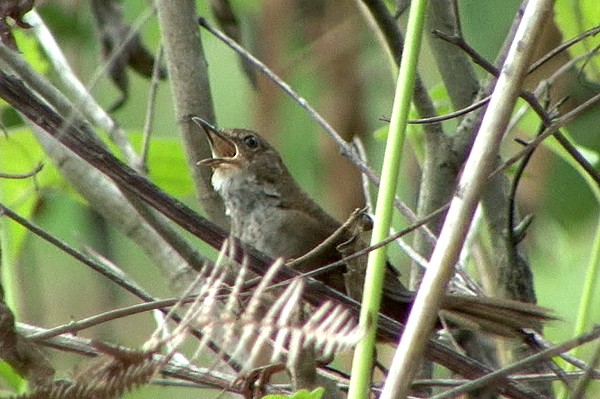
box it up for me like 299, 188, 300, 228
195, 117, 553, 338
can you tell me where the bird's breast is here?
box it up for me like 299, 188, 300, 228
228, 202, 286, 256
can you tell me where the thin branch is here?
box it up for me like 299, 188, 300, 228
528, 24, 600, 74
412, 372, 600, 387
0, 162, 43, 179
0, 204, 155, 301
18, 323, 244, 394
29, 298, 196, 341
493, 91, 600, 179
25, 10, 148, 171
508, 98, 554, 243
0, 202, 242, 372
141, 44, 164, 168
435, 29, 600, 186
378, 95, 491, 125
300, 205, 448, 280
431, 326, 600, 399
571, 339, 600, 399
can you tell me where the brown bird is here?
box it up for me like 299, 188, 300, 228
195, 118, 553, 338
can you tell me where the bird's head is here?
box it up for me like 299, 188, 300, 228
194, 117, 286, 192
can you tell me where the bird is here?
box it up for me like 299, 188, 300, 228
195, 117, 554, 338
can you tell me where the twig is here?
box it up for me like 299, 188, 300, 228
571, 338, 600, 399
141, 44, 164, 168
351, 137, 374, 213
431, 326, 600, 399
528, 24, 600, 74
434, 29, 600, 186
492, 91, 600, 179
29, 297, 197, 341
530, 331, 600, 380
411, 371, 599, 387
19, 323, 244, 394
0, 202, 242, 372
25, 9, 148, 171
508, 103, 551, 244
0, 163, 43, 179
301, 205, 448, 280
287, 208, 365, 270
409, 96, 490, 124
0, 203, 152, 300
378, 93, 491, 125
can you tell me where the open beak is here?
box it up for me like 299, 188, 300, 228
193, 117, 238, 167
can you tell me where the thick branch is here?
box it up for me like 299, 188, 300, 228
155, 0, 229, 229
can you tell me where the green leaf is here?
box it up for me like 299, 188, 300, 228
262, 387, 325, 399
373, 125, 389, 141
13, 30, 49, 75
428, 83, 452, 116
555, 0, 600, 81
0, 127, 63, 258
124, 133, 194, 197
573, 144, 600, 166
0, 362, 27, 393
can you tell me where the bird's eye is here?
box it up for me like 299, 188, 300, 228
243, 134, 259, 149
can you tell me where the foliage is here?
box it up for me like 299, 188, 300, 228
262, 387, 325, 399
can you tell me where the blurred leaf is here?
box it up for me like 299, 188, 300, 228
0, 127, 63, 258
0, 361, 26, 393
262, 388, 324, 399
573, 144, 600, 166
554, 0, 600, 81
428, 83, 452, 116
90, 0, 166, 112
373, 124, 389, 142
126, 132, 194, 197
13, 29, 49, 74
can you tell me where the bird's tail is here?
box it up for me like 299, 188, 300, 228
439, 294, 556, 337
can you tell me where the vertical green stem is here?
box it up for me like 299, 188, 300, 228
553, 138, 600, 399
347, 1, 429, 398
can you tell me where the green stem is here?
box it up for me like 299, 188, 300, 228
347, 1, 429, 398
550, 136, 600, 399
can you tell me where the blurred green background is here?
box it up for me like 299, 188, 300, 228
0, 0, 599, 397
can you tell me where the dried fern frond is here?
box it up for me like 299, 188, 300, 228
16, 344, 158, 399
146, 252, 363, 374
144, 243, 233, 353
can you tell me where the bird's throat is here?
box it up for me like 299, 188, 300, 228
210, 166, 239, 193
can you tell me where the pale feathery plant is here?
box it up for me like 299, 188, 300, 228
144, 239, 363, 377
144, 241, 232, 355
